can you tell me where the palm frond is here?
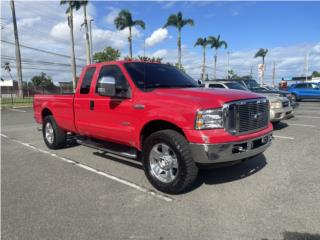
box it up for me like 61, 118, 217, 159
181, 18, 194, 27
163, 14, 178, 28
254, 48, 268, 58
133, 20, 145, 29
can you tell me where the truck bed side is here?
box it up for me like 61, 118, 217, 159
34, 94, 76, 132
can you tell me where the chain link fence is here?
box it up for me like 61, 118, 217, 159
1, 85, 74, 107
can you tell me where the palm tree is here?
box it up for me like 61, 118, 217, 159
114, 10, 145, 59
3, 62, 13, 80
79, 0, 91, 64
194, 37, 208, 81
60, 0, 82, 91
208, 35, 227, 80
254, 48, 268, 84
163, 11, 194, 69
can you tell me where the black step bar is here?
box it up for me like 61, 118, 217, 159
76, 137, 137, 159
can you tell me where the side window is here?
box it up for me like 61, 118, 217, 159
209, 84, 225, 88
80, 67, 96, 94
96, 65, 130, 97
295, 83, 306, 89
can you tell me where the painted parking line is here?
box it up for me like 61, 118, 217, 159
296, 115, 320, 119
273, 135, 295, 140
8, 108, 27, 113
288, 123, 317, 128
0, 133, 173, 203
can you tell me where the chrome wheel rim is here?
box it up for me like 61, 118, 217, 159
45, 122, 54, 144
149, 143, 178, 183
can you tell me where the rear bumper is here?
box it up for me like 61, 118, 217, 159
189, 132, 272, 164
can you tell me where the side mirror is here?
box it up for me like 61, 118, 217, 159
97, 76, 116, 96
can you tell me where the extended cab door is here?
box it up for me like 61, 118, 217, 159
89, 64, 135, 146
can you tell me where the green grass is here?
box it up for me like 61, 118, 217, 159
1, 97, 33, 108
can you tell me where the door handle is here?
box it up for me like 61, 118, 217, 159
90, 100, 94, 110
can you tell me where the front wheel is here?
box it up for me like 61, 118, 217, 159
292, 94, 300, 102
142, 130, 198, 194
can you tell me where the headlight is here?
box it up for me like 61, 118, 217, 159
270, 101, 282, 109
195, 108, 223, 129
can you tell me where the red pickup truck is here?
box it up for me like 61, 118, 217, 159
34, 61, 273, 193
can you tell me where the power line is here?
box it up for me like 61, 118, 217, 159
1, 39, 86, 62
2, 56, 85, 68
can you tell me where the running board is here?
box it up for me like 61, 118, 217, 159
76, 137, 137, 159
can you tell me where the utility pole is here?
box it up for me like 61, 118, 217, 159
304, 52, 309, 82
250, 65, 253, 78
227, 51, 230, 79
10, 0, 23, 97
272, 62, 276, 88
83, 4, 91, 64
89, 19, 94, 63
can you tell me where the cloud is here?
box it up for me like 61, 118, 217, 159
103, 7, 120, 25
162, 1, 175, 9
17, 17, 41, 28
152, 49, 168, 58
145, 28, 169, 47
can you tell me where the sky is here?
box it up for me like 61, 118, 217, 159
1, 0, 320, 84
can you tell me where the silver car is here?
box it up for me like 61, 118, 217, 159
203, 80, 294, 124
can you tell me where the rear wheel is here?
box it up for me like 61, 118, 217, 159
142, 130, 198, 194
42, 115, 66, 149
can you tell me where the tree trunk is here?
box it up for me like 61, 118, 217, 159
68, 8, 77, 92
214, 49, 217, 80
178, 29, 181, 69
128, 26, 132, 59
83, 4, 91, 64
10, 0, 23, 98
202, 46, 206, 81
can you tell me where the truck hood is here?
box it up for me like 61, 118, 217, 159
151, 88, 264, 109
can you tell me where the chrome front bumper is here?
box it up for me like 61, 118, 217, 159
189, 132, 273, 164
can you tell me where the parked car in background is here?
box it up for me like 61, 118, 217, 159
288, 82, 320, 101
204, 80, 294, 124
238, 79, 296, 107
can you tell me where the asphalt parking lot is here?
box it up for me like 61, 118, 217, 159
1, 101, 320, 240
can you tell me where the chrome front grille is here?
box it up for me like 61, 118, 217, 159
224, 98, 269, 135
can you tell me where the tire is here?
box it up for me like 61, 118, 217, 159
292, 94, 300, 102
42, 115, 66, 149
272, 121, 281, 128
142, 130, 198, 194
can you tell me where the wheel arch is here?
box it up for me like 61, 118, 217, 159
42, 108, 53, 120
140, 120, 186, 149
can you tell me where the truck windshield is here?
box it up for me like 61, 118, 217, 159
124, 62, 198, 90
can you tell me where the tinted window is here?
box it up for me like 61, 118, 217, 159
208, 84, 225, 88
80, 67, 96, 94
295, 83, 307, 88
225, 82, 248, 90
96, 65, 129, 97
124, 62, 198, 90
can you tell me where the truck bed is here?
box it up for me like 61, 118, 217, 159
34, 94, 76, 132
